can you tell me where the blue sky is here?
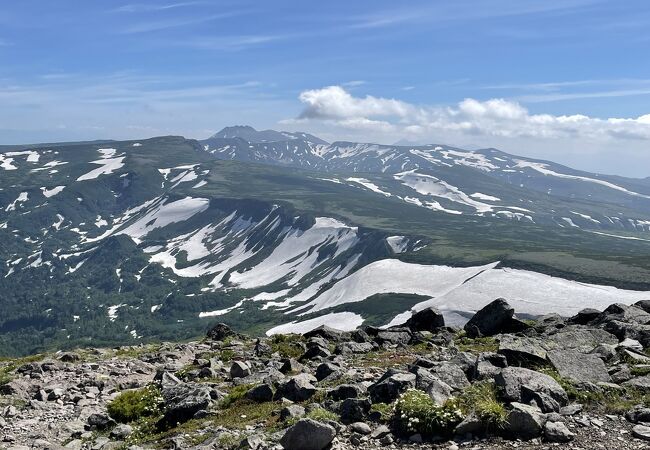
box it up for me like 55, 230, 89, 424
1, 1, 650, 175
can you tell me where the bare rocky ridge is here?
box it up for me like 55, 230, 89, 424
3, 299, 650, 449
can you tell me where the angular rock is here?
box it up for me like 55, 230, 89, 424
327, 384, 366, 401
495, 367, 568, 405
498, 334, 547, 366
161, 383, 213, 426
635, 300, 650, 314
368, 372, 416, 403
335, 342, 375, 355
544, 421, 574, 442
504, 402, 546, 440
623, 375, 650, 391
426, 378, 453, 405
626, 405, 650, 424
404, 307, 445, 332
299, 345, 331, 362
246, 383, 275, 403
230, 361, 252, 379
280, 358, 305, 375
275, 374, 317, 402
568, 308, 601, 325
280, 418, 336, 450
547, 349, 611, 383
303, 325, 348, 341
315, 362, 341, 381
86, 413, 116, 431
340, 398, 371, 424
545, 327, 618, 353
430, 363, 470, 390
454, 414, 485, 437
375, 328, 412, 345
464, 298, 527, 338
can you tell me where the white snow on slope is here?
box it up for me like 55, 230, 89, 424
440, 149, 498, 171
77, 148, 125, 181
41, 186, 65, 198
515, 160, 650, 199
266, 312, 364, 336
588, 231, 650, 242
118, 196, 210, 242
400, 266, 650, 326
5, 192, 29, 212
227, 217, 359, 289
570, 211, 601, 224
471, 193, 501, 201
290, 260, 498, 315
346, 178, 392, 197
0, 150, 39, 170
283, 258, 650, 330
561, 217, 580, 228
395, 170, 495, 213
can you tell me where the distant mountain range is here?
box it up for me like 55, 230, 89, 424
1, 127, 649, 356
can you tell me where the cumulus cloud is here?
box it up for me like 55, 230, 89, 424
291, 85, 650, 142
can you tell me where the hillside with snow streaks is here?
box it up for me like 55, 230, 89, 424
2, 133, 650, 355
202, 127, 650, 236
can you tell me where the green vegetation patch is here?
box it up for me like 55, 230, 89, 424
393, 389, 464, 436
458, 381, 507, 430
107, 385, 163, 423
269, 334, 304, 359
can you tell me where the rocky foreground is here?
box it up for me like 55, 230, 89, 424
4, 299, 650, 449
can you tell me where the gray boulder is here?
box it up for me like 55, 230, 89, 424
547, 349, 611, 383
495, 367, 568, 405
280, 418, 336, 450
431, 363, 470, 390
626, 405, 650, 423
368, 372, 416, 403
335, 342, 375, 355
230, 361, 252, 379
498, 334, 548, 366
303, 325, 348, 342
375, 328, 412, 345
632, 424, 650, 441
161, 383, 214, 426
544, 421, 574, 442
275, 374, 317, 402
504, 402, 546, 440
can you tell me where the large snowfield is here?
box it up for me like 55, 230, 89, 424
266, 258, 650, 334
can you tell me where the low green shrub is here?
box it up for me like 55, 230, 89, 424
220, 384, 255, 408
394, 389, 464, 436
458, 381, 507, 430
269, 334, 304, 359
306, 408, 338, 422
107, 385, 163, 423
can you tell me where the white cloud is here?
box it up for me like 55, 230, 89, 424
291, 85, 650, 142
